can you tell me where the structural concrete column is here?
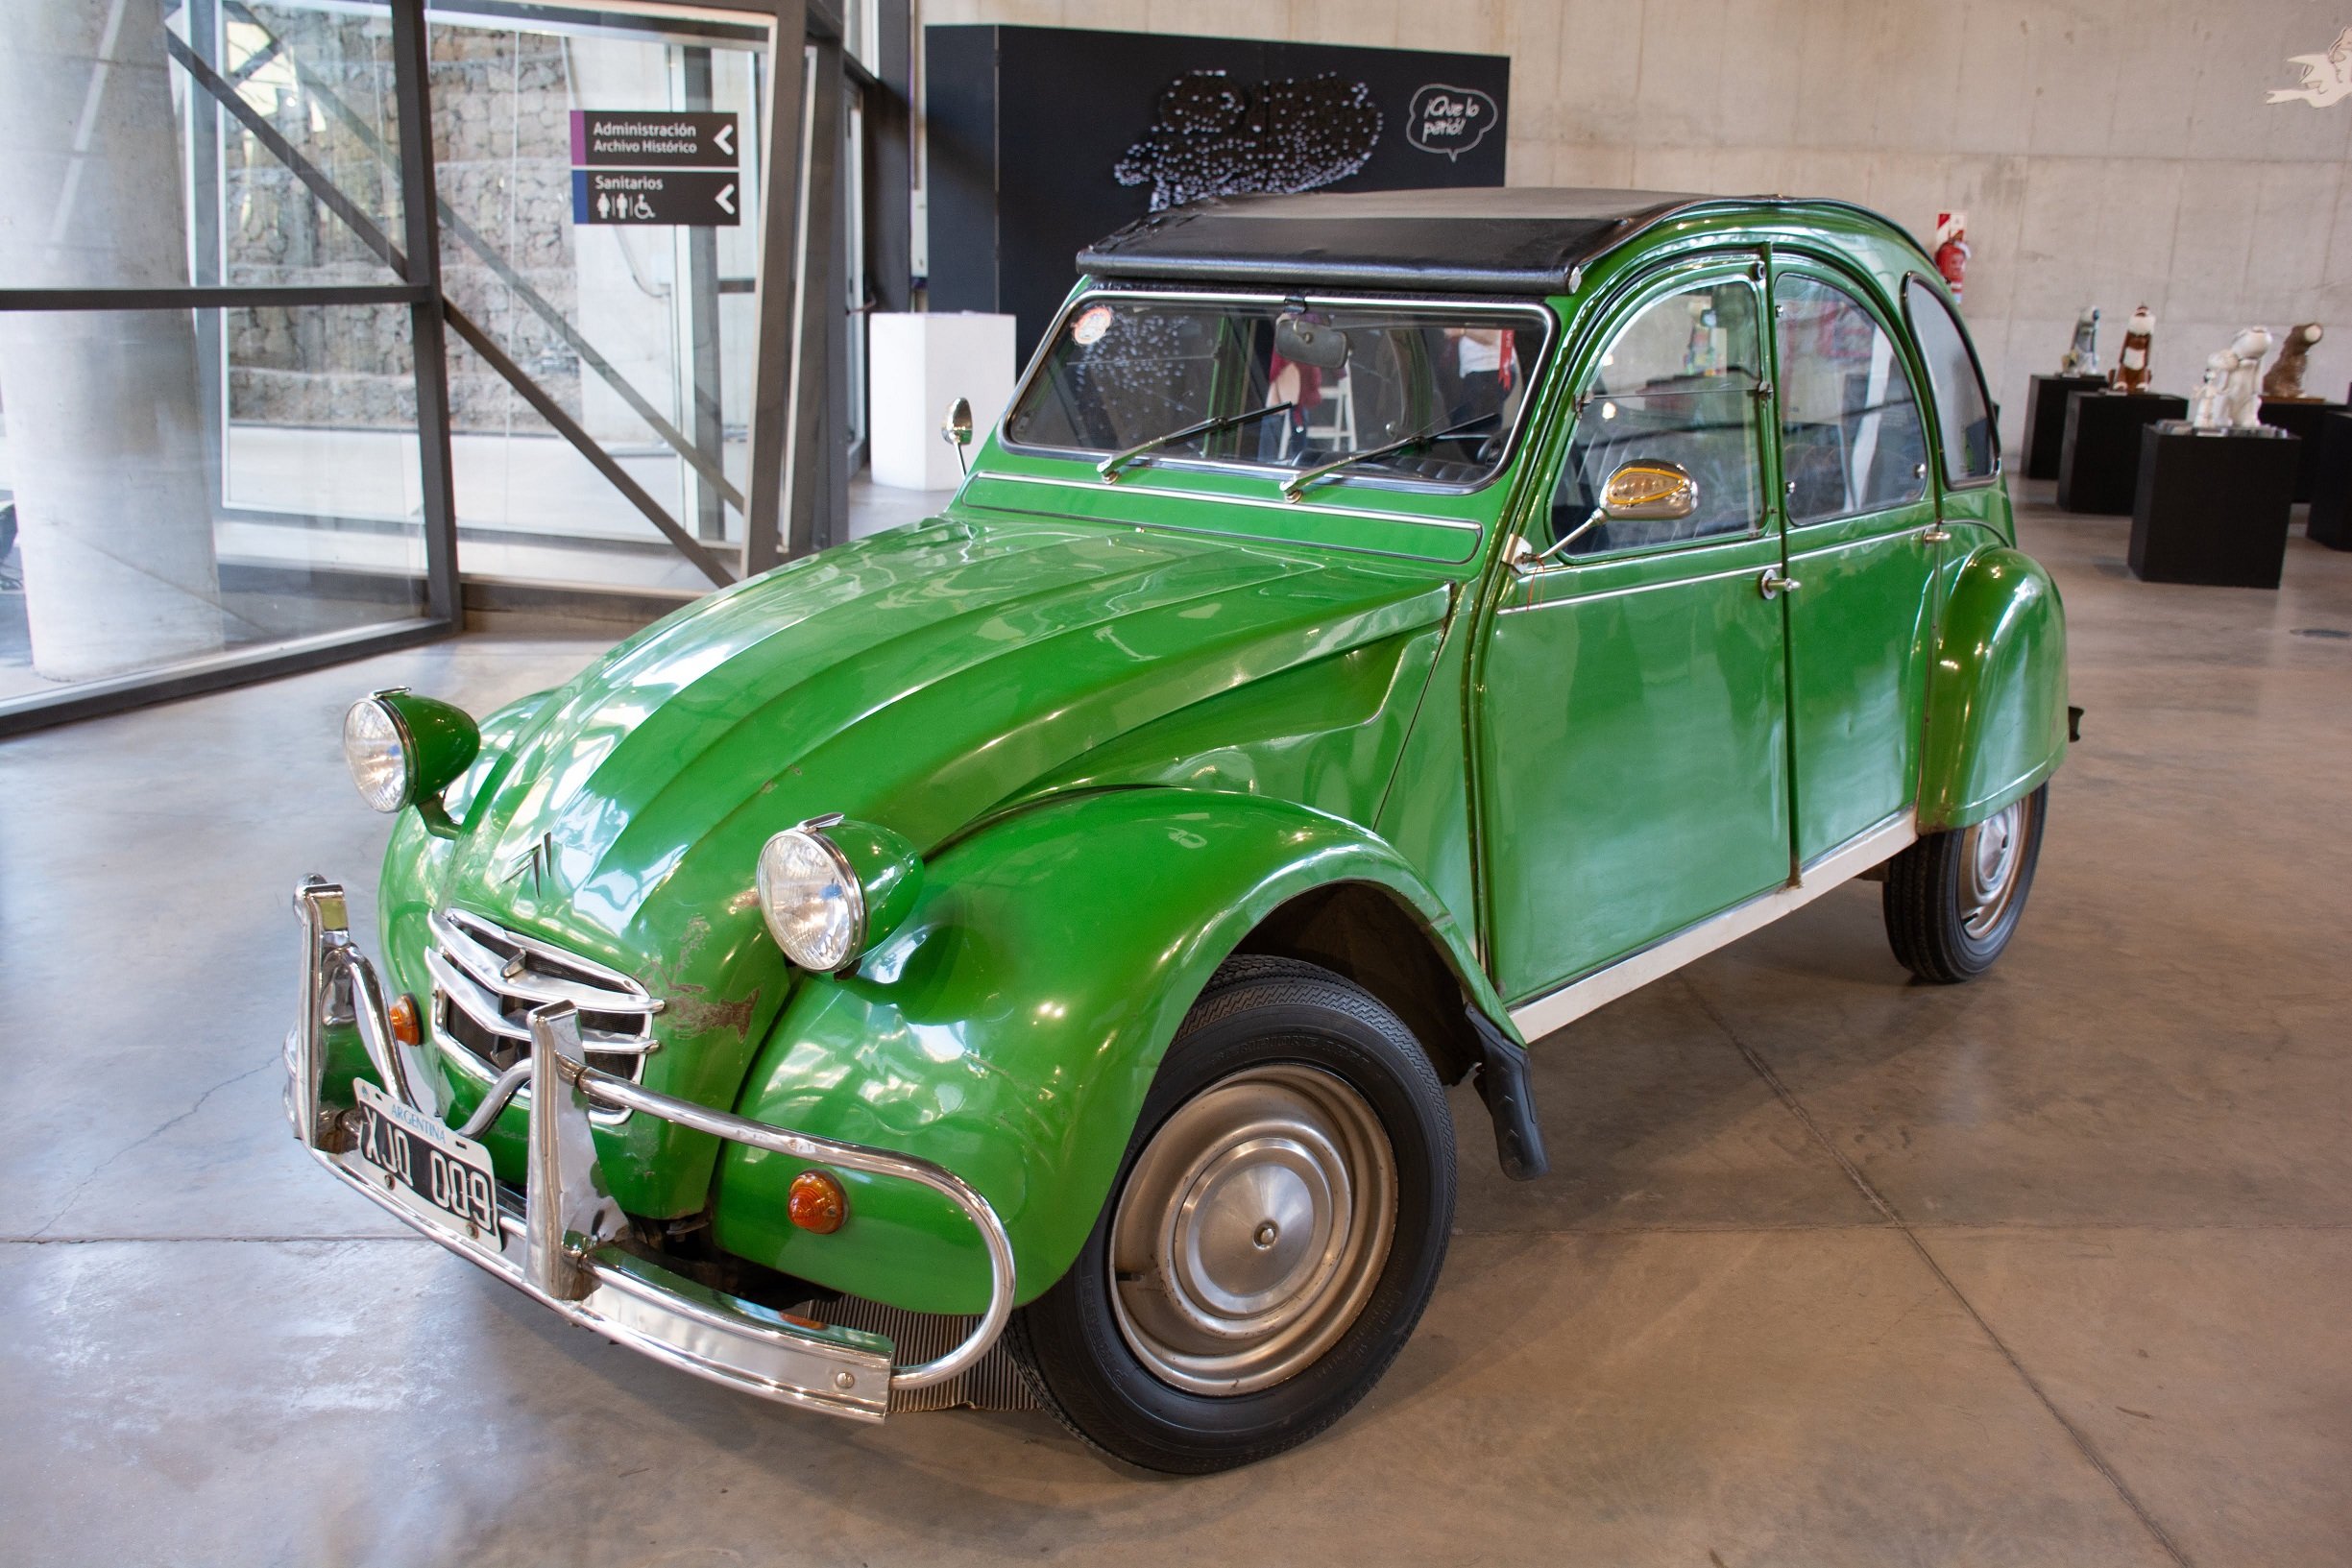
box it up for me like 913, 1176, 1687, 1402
0, 0, 224, 681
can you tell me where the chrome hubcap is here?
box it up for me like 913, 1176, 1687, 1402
1959, 798, 2027, 939
1110, 1064, 1395, 1395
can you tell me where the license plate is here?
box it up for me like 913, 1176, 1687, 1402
353, 1078, 500, 1237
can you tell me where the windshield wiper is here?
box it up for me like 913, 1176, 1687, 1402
1278, 412, 1502, 502
1098, 402, 1296, 481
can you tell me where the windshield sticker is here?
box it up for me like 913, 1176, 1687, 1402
1072, 304, 1114, 346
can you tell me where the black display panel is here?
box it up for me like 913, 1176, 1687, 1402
926, 25, 1509, 361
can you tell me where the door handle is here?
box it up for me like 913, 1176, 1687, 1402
1758, 567, 1802, 600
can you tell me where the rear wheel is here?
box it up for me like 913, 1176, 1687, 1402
1883, 785, 2048, 983
1009, 957, 1454, 1473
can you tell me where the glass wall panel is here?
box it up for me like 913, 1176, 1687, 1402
426, 3, 773, 589
0, 0, 405, 294
0, 304, 428, 706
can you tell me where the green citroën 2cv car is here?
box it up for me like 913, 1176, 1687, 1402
289, 188, 2068, 1473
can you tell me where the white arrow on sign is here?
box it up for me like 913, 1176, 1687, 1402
715, 123, 735, 157
715, 181, 737, 216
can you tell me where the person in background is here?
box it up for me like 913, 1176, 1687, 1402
1446, 326, 1516, 427
1267, 350, 1323, 456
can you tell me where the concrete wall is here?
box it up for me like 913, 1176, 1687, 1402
921, 0, 2352, 446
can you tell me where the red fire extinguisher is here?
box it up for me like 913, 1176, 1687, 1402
1934, 210, 1970, 302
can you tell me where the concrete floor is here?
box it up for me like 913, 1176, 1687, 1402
3, 488, 2347, 1565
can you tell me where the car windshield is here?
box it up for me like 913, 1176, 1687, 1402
1003, 295, 1548, 492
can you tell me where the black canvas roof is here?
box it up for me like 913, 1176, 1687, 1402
1077, 187, 1780, 294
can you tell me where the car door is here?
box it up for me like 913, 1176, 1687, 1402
1478, 258, 1794, 1004
1768, 262, 1943, 861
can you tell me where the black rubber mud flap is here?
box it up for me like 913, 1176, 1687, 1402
1467, 1008, 1549, 1181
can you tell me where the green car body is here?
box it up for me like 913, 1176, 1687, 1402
336, 193, 2067, 1327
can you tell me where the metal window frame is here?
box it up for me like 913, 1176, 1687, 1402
1, 0, 885, 737
0, 1, 462, 738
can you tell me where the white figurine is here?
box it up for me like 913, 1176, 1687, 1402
2190, 351, 2232, 429
2060, 307, 2100, 377
2219, 326, 2272, 430
2192, 327, 2276, 432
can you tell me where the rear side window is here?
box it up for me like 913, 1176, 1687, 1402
1903, 277, 1997, 483
1775, 275, 1928, 521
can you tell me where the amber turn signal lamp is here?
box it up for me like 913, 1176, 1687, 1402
388, 992, 423, 1047
788, 1170, 848, 1234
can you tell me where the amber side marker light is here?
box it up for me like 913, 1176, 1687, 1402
788, 1170, 848, 1234
388, 993, 423, 1047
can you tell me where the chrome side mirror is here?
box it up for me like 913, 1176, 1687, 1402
941, 397, 974, 475
1596, 457, 1698, 521
1514, 458, 1698, 573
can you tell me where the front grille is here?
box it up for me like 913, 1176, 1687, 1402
424, 908, 661, 1122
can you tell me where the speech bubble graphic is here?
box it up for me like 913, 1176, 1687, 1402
1407, 83, 1497, 161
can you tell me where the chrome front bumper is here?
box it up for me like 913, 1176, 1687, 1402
284, 877, 1016, 1423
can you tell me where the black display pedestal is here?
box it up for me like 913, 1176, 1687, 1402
2129, 423, 2297, 588
2307, 412, 2352, 551
2256, 399, 2349, 500
2060, 392, 2188, 513
2022, 374, 2107, 479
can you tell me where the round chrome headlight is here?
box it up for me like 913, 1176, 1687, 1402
343, 696, 412, 813
757, 825, 864, 971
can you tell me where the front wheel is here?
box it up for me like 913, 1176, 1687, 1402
1009, 956, 1454, 1473
1883, 785, 2049, 983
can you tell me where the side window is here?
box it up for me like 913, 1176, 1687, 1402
1903, 277, 1998, 483
1775, 275, 1929, 522
1552, 277, 1765, 556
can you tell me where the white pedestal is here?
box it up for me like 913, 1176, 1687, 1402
868, 312, 1018, 491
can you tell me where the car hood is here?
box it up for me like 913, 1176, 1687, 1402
399, 509, 1455, 1211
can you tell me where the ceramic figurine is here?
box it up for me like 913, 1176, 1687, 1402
2262, 322, 2324, 400
2111, 305, 2155, 394
2222, 326, 2273, 429
1934, 211, 1969, 301
2060, 307, 2100, 376
2189, 350, 2231, 430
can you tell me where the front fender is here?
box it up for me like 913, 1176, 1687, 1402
1918, 545, 2069, 831
709, 787, 1501, 1314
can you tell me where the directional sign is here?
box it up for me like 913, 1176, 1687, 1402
569, 110, 740, 169
571, 169, 740, 227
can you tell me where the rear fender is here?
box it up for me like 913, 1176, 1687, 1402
710, 787, 1504, 1314
1918, 545, 2070, 831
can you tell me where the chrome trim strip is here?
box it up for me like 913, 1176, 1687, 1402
965, 468, 1485, 533
431, 908, 655, 1016
1503, 526, 1766, 583
1784, 522, 1938, 564
1495, 555, 1777, 613
1507, 811, 1918, 1043
424, 947, 653, 1052
287, 880, 1020, 1414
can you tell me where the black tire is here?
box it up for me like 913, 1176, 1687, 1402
1009, 955, 1455, 1474
1884, 785, 2048, 983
